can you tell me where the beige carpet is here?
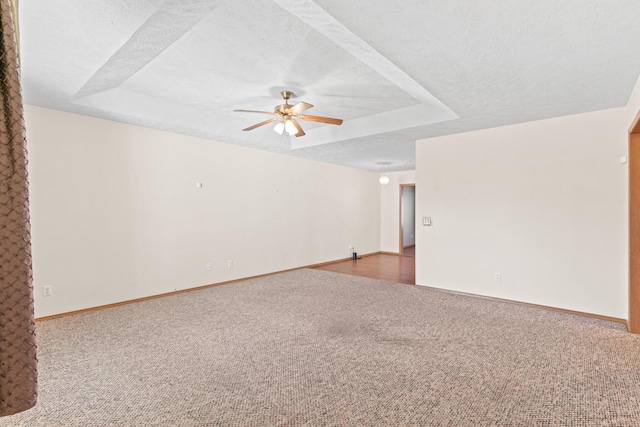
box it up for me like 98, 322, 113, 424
1, 269, 639, 426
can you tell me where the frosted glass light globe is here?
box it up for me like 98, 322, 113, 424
379, 175, 390, 185
284, 120, 297, 135
273, 122, 284, 135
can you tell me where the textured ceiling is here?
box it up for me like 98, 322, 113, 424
20, 0, 640, 172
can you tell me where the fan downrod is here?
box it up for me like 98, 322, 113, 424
281, 90, 293, 104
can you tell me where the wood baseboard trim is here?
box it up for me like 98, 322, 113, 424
35, 281, 235, 322
35, 252, 383, 322
379, 251, 400, 256
418, 284, 627, 326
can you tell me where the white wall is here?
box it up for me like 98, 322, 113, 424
380, 170, 416, 253
26, 106, 381, 318
416, 108, 629, 319
402, 186, 415, 247
627, 75, 640, 126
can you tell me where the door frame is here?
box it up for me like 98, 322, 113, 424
629, 109, 640, 333
399, 184, 416, 256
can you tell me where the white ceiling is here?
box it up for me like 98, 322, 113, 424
20, 0, 640, 172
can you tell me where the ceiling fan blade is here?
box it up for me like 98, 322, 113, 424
288, 102, 313, 115
234, 109, 275, 115
242, 117, 278, 131
298, 114, 343, 126
290, 119, 305, 137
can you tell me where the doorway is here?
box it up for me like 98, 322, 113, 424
399, 184, 416, 257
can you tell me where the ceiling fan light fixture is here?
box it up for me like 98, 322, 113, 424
273, 119, 298, 136
236, 90, 343, 137
284, 120, 297, 135
273, 121, 285, 135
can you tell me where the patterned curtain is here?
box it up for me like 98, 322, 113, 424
0, 0, 37, 416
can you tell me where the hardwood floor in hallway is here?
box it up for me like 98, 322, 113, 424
402, 245, 415, 258
312, 252, 415, 285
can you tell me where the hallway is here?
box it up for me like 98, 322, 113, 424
312, 252, 415, 285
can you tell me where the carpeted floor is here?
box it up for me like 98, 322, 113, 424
2, 269, 640, 426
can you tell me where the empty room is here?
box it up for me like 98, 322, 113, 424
2, 1, 640, 426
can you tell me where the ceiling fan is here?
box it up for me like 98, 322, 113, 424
234, 91, 343, 137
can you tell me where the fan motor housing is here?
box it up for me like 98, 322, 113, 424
275, 104, 290, 115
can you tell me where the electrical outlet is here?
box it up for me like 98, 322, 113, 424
43, 285, 52, 297
227, 259, 233, 268
206, 262, 213, 271
494, 272, 502, 282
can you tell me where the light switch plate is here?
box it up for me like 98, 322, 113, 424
423, 216, 432, 226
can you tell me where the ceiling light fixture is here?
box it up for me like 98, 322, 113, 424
273, 121, 284, 134
236, 90, 343, 138
273, 119, 298, 136
377, 162, 391, 185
